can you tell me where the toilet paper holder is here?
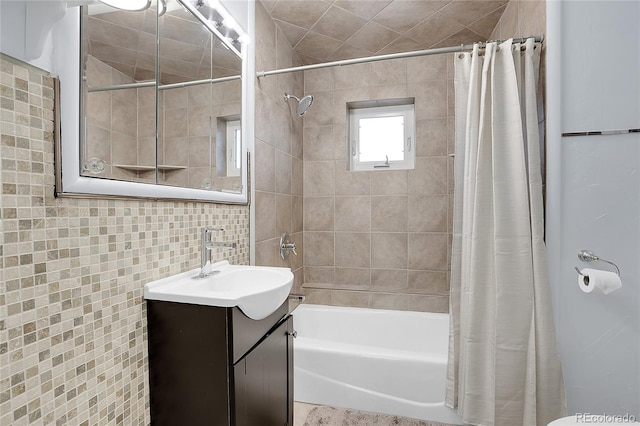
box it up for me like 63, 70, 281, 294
574, 250, 621, 277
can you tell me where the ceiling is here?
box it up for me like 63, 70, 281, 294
262, 0, 509, 65
87, 4, 242, 85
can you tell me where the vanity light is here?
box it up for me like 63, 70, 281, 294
177, 0, 247, 56
99, 0, 152, 11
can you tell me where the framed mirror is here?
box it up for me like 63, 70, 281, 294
55, 0, 253, 204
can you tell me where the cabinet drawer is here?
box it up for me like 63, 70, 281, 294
230, 301, 288, 364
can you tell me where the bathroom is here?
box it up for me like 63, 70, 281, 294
0, 0, 639, 425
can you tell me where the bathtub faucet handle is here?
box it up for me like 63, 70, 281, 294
280, 233, 298, 260
287, 330, 297, 338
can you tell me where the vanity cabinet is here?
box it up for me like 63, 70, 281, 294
146, 301, 293, 426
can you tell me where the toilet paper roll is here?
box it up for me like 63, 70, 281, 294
577, 268, 622, 295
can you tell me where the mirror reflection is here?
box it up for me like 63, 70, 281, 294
81, 0, 243, 193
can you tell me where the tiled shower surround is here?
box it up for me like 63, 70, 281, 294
0, 55, 249, 425
299, 56, 455, 312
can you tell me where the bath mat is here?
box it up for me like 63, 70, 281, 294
302, 406, 455, 426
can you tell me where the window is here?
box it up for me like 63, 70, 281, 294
348, 100, 415, 171
226, 120, 242, 177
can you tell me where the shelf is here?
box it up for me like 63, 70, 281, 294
158, 165, 188, 171
114, 164, 188, 172
114, 164, 155, 172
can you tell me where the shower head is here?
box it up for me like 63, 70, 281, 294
284, 92, 314, 116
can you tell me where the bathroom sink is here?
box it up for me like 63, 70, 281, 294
143, 261, 294, 320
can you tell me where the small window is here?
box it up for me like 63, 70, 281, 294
348, 100, 415, 171
226, 120, 241, 177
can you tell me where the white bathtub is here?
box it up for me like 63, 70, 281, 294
292, 304, 463, 424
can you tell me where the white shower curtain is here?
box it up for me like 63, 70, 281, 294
446, 38, 566, 426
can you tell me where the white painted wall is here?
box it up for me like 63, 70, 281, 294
547, 0, 640, 417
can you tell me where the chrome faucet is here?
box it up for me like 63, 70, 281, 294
197, 227, 238, 278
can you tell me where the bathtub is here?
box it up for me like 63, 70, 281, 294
292, 304, 463, 424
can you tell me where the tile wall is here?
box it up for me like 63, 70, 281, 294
300, 54, 455, 312
159, 80, 242, 191
85, 56, 152, 183
0, 54, 249, 425
253, 2, 305, 291
86, 55, 243, 191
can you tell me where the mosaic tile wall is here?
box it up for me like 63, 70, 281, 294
0, 54, 250, 426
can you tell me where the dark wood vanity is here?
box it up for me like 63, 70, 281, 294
146, 300, 293, 426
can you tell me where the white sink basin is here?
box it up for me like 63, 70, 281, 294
143, 261, 294, 320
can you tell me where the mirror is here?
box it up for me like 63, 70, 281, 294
56, 0, 251, 203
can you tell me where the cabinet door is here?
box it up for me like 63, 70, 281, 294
233, 316, 293, 426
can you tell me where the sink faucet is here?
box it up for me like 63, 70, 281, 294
197, 227, 238, 278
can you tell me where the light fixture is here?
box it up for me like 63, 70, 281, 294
99, 0, 152, 11
177, 0, 248, 56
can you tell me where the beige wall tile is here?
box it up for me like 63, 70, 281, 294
370, 59, 407, 86
334, 267, 371, 290
408, 157, 448, 195
304, 125, 336, 161
371, 232, 407, 269
87, 91, 111, 130
112, 131, 139, 166
370, 269, 408, 292
275, 150, 293, 194
305, 266, 336, 284
111, 97, 137, 137
87, 125, 112, 163
276, 194, 293, 234
406, 295, 449, 313
303, 90, 334, 127
416, 118, 448, 157
335, 196, 371, 231
305, 67, 335, 92
255, 138, 276, 192
407, 55, 448, 83
256, 238, 278, 266
255, 190, 277, 242
292, 196, 304, 233
408, 270, 449, 295
334, 63, 371, 89
410, 80, 448, 119
304, 196, 335, 231
187, 106, 213, 137
335, 232, 370, 268
188, 136, 212, 167
370, 170, 407, 195
330, 290, 370, 308
371, 195, 408, 232
369, 84, 408, 100
408, 195, 448, 232
335, 166, 370, 196
163, 106, 188, 138
304, 161, 335, 196
292, 120, 304, 160
370, 293, 408, 310
408, 233, 448, 271
292, 157, 304, 196
304, 232, 335, 266
303, 288, 332, 305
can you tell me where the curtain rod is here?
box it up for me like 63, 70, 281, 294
257, 35, 544, 78
87, 74, 240, 93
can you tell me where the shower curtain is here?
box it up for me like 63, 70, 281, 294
446, 38, 566, 426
